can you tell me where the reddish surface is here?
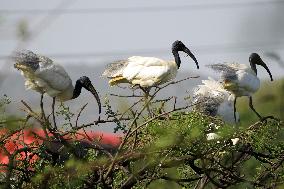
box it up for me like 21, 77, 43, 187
0, 129, 122, 167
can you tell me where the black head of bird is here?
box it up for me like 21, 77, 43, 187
171, 40, 199, 69
249, 53, 273, 81
72, 76, 102, 114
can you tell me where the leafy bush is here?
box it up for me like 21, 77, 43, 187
0, 78, 283, 189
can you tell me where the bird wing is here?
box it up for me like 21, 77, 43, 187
207, 63, 240, 81
103, 56, 166, 79
35, 61, 73, 92
13, 50, 40, 72
193, 78, 229, 116
102, 60, 129, 78
233, 70, 260, 93
127, 56, 166, 67
194, 89, 236, 123
193, 84, 225, 103
122, 56, 172, 84
200, 77, 226, 92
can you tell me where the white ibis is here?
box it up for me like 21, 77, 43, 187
208, 53, 273, 121
193, 78, 239, 124
13, 50, 102, 116
102, 40, 199, 92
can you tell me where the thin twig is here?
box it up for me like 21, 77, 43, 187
75, 103, 88, 128
129, 102, 200, 137
154, 76, 200, 93
118, 98, 144, 120
104, 97, 152, 179
21, 100, 43, 124
110, 94, 144, 98
71, 117, 132, 132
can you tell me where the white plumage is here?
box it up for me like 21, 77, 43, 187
107, 56, 178, 87
102, 40, 199, 89
14, 50, 101, 113
208, 62, 260, 97
193, 78, 239, 124
18, 54, 73, 101
208, 53, 273, 121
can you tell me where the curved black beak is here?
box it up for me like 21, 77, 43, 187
183, 47, 199, 69
258, 60, 273, 81
86, 84, 102, 114
73, 77, 102, 114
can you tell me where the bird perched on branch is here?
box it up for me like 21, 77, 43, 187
102, 40, 199, 93
13, 50, 101, 114
193, 78, 239, 124
207, 53, 273, 122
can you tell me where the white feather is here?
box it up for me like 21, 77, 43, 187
209, 63, 260, 97
122, 56, 178, 87
103, 56, 178, 88
225, 62, 249, 70
193, 78, 239, 124
17, 53, 74, 101
36, 63, 72, 92
234, 69, 260, 96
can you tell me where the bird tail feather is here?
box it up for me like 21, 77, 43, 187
109, 76, 128, 86
207, 63, 230, 72
102, 60, 128, 78
13, 50, 40, 71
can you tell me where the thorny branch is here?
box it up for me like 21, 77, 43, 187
0, 77, 283, 188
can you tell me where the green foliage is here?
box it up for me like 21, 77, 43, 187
56, 103, 74, 128
0, 94, 22, 131
104, 96, 127, 133
118, 110, 282, 188
1, 79, 284, 188
0, 94, 11, 118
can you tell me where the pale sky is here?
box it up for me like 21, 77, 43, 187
0, 0, 284, 79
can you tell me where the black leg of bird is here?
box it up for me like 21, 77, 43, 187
249, 96, 262, 119
233, 97, 237, 123
40, 93, 46, 120
52, 97, 57, 129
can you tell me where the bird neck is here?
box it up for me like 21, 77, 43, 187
72, 80, 83, 99
172, 50, 181, 68
250, 62, 257, 75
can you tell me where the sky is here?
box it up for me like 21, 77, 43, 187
0, 0, 284, 78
